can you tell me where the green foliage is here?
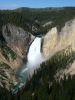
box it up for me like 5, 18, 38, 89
0, 7, 75, 100
0, 44, 17, 61
18, 47, 75, 100
0, 62, 10, 69
0, 87, 12, 100
7, 47, 75, 100
0, 46, 74, 100
0, 7, 75, 36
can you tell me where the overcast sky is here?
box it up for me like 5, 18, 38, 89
0, 0, 75, 9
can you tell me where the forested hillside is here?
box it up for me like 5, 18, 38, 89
1, 45, 75, 100
0, 7, 75, 36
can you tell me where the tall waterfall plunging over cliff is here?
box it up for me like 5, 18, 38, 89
19, 37, 44, 83
27, 37, 44, 75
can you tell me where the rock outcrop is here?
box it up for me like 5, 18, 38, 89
42, 19, 75, 59
2, 24, 35, 58
0, 24, 35, 90
42, 19, 75, 78
42, 27, 58, 59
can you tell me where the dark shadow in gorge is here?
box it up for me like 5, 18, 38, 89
0, 86, 23, 100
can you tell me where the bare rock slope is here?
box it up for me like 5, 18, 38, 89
0, 24, 34, 90
42, 19, 75, 78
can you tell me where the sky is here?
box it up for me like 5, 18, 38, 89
0, 0, 75, 9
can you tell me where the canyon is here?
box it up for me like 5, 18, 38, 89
0, 7, 75, 99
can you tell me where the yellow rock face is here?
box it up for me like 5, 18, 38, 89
42, 27, 58, 59
42, 19, 75, 60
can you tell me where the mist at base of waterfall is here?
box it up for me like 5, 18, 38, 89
12, 37, 45, 94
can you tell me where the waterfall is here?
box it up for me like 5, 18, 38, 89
26, 37, 44, 75
19, 37, 44, 83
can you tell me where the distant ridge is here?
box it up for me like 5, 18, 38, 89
15, 6, 75, 11
0, 6, 75, 12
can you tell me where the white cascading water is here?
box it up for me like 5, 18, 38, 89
19, 37, 44, 83
26, 37, 44, 75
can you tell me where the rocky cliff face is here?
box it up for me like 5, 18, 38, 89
42, 27, 58, 59
2, 24, 35, 58
42, 19, 75, 59
42, 18, 75, 78
0, 24, 35, 90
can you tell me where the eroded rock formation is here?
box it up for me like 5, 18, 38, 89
0, 24, 35, 90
